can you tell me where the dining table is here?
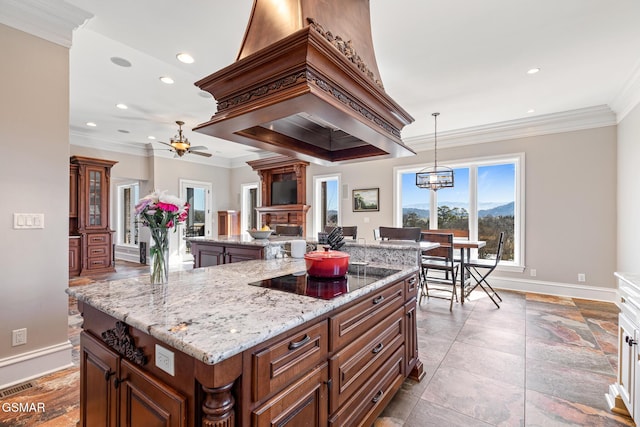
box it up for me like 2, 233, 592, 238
420, 238, 486, 304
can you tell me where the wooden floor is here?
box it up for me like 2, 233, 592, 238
0, 261, 635, 426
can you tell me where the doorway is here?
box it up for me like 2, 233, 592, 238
179, 179, 213, 261
241, 183, 260, 232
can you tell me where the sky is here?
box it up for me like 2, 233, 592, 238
402, 163, 515, 209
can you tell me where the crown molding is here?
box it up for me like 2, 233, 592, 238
404, 105, 617, 152
610, 59, 640, 123
0, 0, 92, 48
70, 131, 264, 169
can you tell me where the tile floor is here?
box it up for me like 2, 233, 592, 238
0, 262, 635, 426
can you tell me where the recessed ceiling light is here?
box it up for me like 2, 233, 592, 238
527, 109, 536, 113
86, 122, 97, 127
176, 52, 194, 64
110, 57, 132, 67
198, 90, 213, 98
527, 68, 540, 75
147, 136, 156, 140
159, 76, 174, 84
116, 103, 128, 110
118, 129, 130, 133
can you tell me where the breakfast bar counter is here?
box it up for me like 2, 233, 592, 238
67, 256, 422, 427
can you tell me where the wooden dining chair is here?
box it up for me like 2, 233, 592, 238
464, 231, 504, 308
379, 226, 421, 242
419, 232, 459, 310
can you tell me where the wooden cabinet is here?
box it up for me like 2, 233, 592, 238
247, 155, 310, 235
70, 156, 118, 276
80, 332, 186, 427
191, 241, 264, 268
609, 273, 640, 421
218, 210, 240, 236
69, 237, 81, 277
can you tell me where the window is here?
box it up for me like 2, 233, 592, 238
313, 174, 340, 235
396, 154, 524, 268
117, 183, 139, 246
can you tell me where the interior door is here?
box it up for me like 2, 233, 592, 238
179, 180, 212, 260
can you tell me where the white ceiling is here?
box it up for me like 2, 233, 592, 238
63, 0, 640, 163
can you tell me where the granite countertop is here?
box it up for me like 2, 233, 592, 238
187, 234, 298, 246
66, 258, 418, 365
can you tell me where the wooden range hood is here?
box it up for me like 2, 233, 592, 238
194, 0, 415, 165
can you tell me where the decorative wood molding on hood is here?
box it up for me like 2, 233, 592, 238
194, 0, 415, 166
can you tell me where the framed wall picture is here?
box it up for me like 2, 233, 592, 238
353, 188, 379, 212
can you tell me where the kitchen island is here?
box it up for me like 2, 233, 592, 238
67, 256, 422, 427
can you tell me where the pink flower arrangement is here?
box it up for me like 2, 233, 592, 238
136, 191, 189, 284
135, 190, 189, 231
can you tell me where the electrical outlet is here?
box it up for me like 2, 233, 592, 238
155, 344, 175, 376
578, 273, 586, 282
530, 269, 537, 277
12, 328, 27, 346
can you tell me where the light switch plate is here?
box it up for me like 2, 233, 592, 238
13, 213, 44, 229
155, 344, 175, 376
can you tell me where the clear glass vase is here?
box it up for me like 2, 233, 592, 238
149, 227, 169, 284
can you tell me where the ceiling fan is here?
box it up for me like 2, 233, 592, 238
157, 121, 212, 157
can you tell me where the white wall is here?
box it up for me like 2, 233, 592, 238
0, 24, 72, 387
617, 103, 640, 272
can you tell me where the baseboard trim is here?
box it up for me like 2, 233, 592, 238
492, 276, 617, 302
0, 341, 73, 390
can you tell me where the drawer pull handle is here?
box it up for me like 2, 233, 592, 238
104, 370, 115, 382
408, 277, 417, 285
114, 376, 128, 389
626, 336, 637, 347
371, 390, 384, 403
372, 343, 384, 354
373, 295, 384, 305
288, 334, 310, 350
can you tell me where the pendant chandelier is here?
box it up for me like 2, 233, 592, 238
415, 112, 454, 191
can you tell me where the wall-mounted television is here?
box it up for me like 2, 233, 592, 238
271, 180, 297, 205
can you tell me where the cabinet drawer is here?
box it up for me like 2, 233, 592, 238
330, 282, 404, 351
330, 307, 404, 411
405, 273, 419, 299
87, 256, 110, 269
252, 363, 328, 427
329, 345, 404, 427
88, 245, 109, 257
88, 234, 109, 245
252, 321, 328, 402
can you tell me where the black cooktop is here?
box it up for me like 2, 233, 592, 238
248, 266, 400, 300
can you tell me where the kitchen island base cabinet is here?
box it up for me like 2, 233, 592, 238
77, 270, 422, 427
191, 241, 264, 268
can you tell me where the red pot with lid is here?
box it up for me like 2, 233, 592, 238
304, 247, 350, 278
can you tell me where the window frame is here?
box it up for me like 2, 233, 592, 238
312, 173, 342, 237
394, 153, 525, 272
